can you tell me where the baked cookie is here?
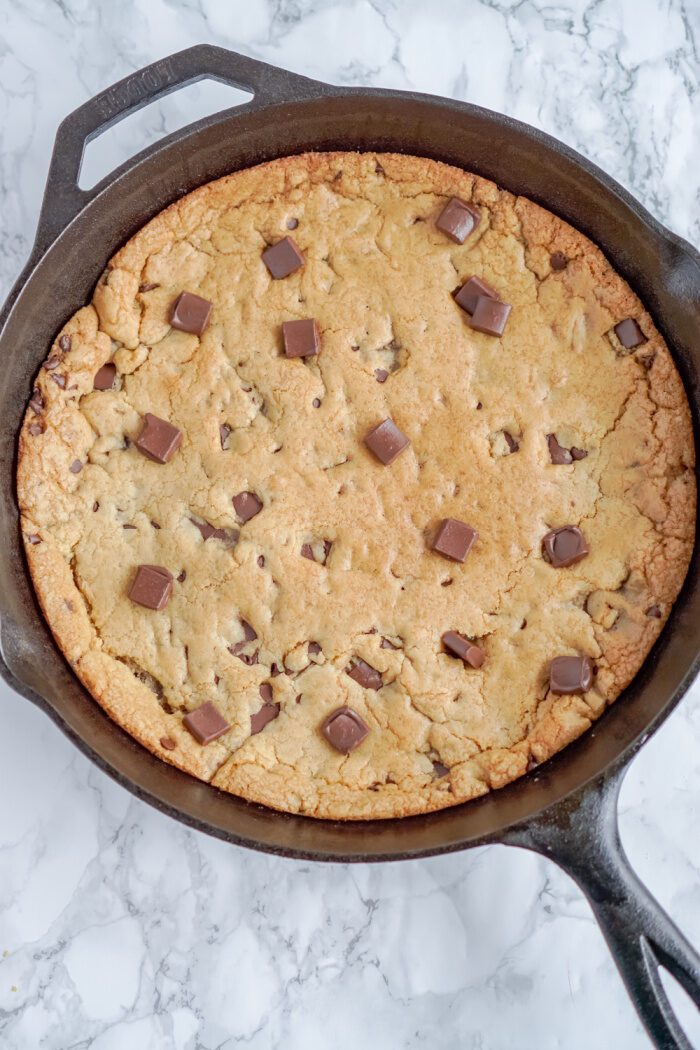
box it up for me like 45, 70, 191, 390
17, 152, 695, 820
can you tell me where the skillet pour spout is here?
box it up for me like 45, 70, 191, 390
1, 45, 699, 1049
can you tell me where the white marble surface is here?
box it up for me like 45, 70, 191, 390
0, 1, 699, 1046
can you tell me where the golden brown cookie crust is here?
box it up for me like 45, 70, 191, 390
17, 151, 696, 820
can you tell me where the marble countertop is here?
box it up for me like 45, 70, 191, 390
1, 1, 699, 1047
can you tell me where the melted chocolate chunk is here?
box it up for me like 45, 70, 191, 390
93, 363, 117, 390
441, 631, 484, 668
135, 413, 182, 464
542, 525, 589, 568
160, 736, 177, 750
570, 447, 588, 461
251, 702, 280, 735
170, 292, 213, 336
375, 368, 389, 383
183, 701, 230, 744
549, 655, 594, 695
321, 706, 369, 753
233, 491, 263, 523
470, 295, 512, 336
454, 275, 499, 316
29, 390, 44, 414
364, 418, 410, 465
262, 236, 304, 279
282, 318, 320, 358
550, 251, 568, 271
614, 318, 647, 350
436, 197, 480, 244
69, 460, 83, 474
346, 658, 383, 690
431, 518, 477, 563
128, 565, 173, 610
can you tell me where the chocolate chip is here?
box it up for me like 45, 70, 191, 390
151, 521, 161, 530
321, 706, 369, 753
436, 197, 480, 244
135, 413, 182, 464
128, 564, 173, 610
614, 318, 647, 350
549, 655, 594, 695
92, 501, 99, 512
183, 701, 230, 744
470, 296, 512, 336
123, 524, 136, 530
257, 555, 266, 568
570, 447, 588, 461
503, 432, 519, 454
251, 702, 280, 735
346, 658, 383, 690
27, 534, 41, 545
282, 318, 320, 358
550, 251, 568, 271
375, 368, 389, 383
28, 422, 44, 436
69, 459, 83, 474
308, 641, 322, 655
177, 570, 186, 583
432, 518, 478, 563
547, 433, 573, 465
454, 275, 499, 316
58, 335, 72, 352
170, 291, 213, 336
43, 357, 59, 371
233, 491, 263, 522
312, 398, 321, 408
219, 423, 231, 450
432, 760, 450, 779
139, 282, 159, 293
364, 418, 410, 465
29, 390, 44, 414
241, 620, 257, 642
647, 605, 662, 618
189, 517, 237, 544
270, 663, 282, 677
262, 236, 304, 279
51, 373, 67, 388
160, 736, 176, 751
442, 631, 484, 668
259, 682, 273, 702
286, 217, 299, 230
94, 363, 116, 390
542, 525, 589, 568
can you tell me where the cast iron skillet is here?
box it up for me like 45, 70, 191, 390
0, 45, 698, 1048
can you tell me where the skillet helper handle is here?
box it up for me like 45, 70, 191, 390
34, 44, 321, 255
509, 770, 700, 1050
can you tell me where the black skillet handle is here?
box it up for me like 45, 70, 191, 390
507, 767, 700, 1049
34, 44, 324, 257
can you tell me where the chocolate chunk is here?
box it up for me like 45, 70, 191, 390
301, 543, 314, 561
364, 418, 410, 465
286, 217, 299, 230
241, 620, 257, 642
259, 682, 273, 702
432, 760, 450, 779
123, 524, 137, 530
189, 517, 237, 544
282, 318, 320, 358
321, 706, 369, 753
431, 518, 477, 563
251, 702, 280, 735
27, 534, 41, 545
160, 736, 176, 751
614, 318, 646, 350
436, 197, 480, 244
503, 432, 519, 454
381, 637, 399, 650
647, 605, 662, 618
28, 422, 44, 436
183, 701, 230, 744
470, 296, 512, 336
312, 398, 321, 408
570, 447, 588, 461
547, 433, 573, 465
69, 459, 83, 474
257, 555, 266, 568
219, 423, 231, 450
139, 282, 159, 293
550, 251, 568, 271
93, 363, 117, 390
375, 368, 389, 383
542, 525, 589, 568
135, 413, 182, 464
454, 275, 499, 316
346, 658, 383, 690
262, 236, 304, 279
233, 491, 263, 522
549, 655, 594, 695
51, 373, 67, 388
170, 291, 213, 336
128, 564, 173, 610
177, 570, 186, 583
43, 357, 60, 370
442, 631, 484, 668
59, 335, 72, 352
29, 390, 44, 414
308, 641, 322, 655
